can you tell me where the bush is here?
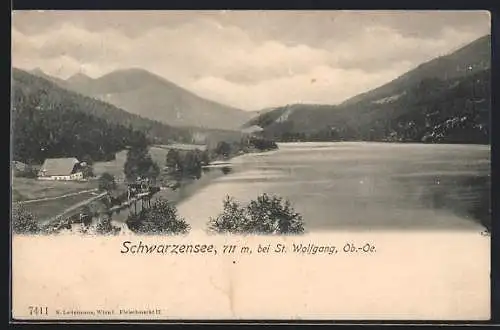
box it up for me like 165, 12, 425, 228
82, 165, 95, 179
12, 202, 40, 234
214, 141, 232, 158
165, 149, 205, 179
248, 137, 278, 151
246, 194, 304, 234
96, 215, 121, 235
98, 172, 117, 192
208, 193, 304, 235
207, 196, 247, 234
126, 198, 190, 235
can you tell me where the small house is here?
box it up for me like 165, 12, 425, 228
38, 157, 84, 181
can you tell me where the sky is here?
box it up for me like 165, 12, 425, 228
12, 10, 490, 110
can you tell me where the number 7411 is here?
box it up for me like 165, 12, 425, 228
28, 306, 48, 315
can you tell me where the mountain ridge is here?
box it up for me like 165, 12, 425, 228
245, 34, 491, 144
340, 34, 491, 107
31, 67, 253, 130
13, 68, 195, 144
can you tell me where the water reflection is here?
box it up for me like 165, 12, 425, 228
221, 166, 232, 175
177, 142, 490, 232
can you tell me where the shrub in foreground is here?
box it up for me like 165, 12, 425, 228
126, 198, 190, 235
208, 193, 304, 235
96, 214, 122, 235
12, 202, 40, 234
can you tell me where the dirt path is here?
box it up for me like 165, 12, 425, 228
41, 191, 108, 225
21, 188, 99, 204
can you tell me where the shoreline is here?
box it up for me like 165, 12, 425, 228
17, 142, 489, 233
274, 140, 491, 147
152, 147, 280, 205
109, 149, 274, 224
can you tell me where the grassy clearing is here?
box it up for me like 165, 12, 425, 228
149, 147, 170, 168
92, 150, 128, 181
19, 192, 97, 221
12, 177, 97, 201
11, 147, 172, 222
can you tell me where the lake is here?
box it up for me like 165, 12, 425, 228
176, 142, 491, 232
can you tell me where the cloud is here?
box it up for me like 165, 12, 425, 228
190, 65, 409, 110
11, 11, 490, 110
325, 25, 484, 71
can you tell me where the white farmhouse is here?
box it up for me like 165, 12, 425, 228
37, 157, 84, 181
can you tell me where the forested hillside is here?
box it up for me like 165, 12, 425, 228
341, 34, 491, 107
13, 69, 196, 146
12, 81, 147, 164
245, 35, 491, 145
12, 69, 190, 164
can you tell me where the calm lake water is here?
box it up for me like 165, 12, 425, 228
176, 142, 491, 232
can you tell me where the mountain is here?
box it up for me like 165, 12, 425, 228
12, 69, 150, 164
341, 34, 491, 106
247, 34, 491, 144
65, 72, 95, 91
29, 67, 67, 86
53, 68, 253, 130
13, 69, 248, 162
12, 68, 201, 159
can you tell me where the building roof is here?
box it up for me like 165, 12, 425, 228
39, 158, 80, 176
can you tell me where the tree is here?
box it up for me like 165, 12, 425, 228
182, 151, 202, 178
207, 193, 305, 235
80, 154, 94, 165
165, 149, 180, 171
12, 203, 40, 234
245, 193, 304, 234
81, 165, 95, 179
166, 149, 203, 179
98, 172, 117, 192
200, 150, 210, 166
215, 141, 232, 158
208, 196, 247, 234
126, 198, 190, 235
124, 145, 160, 182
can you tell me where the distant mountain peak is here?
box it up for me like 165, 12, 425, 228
60, 67, 253, 130
97, 67, 170, 87
113, 67, 151, 75
66, 72, 93, 83
99, 67, 159, 79
26, 67, 67, 86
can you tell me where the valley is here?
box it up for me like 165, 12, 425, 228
11, 33, 491, 235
